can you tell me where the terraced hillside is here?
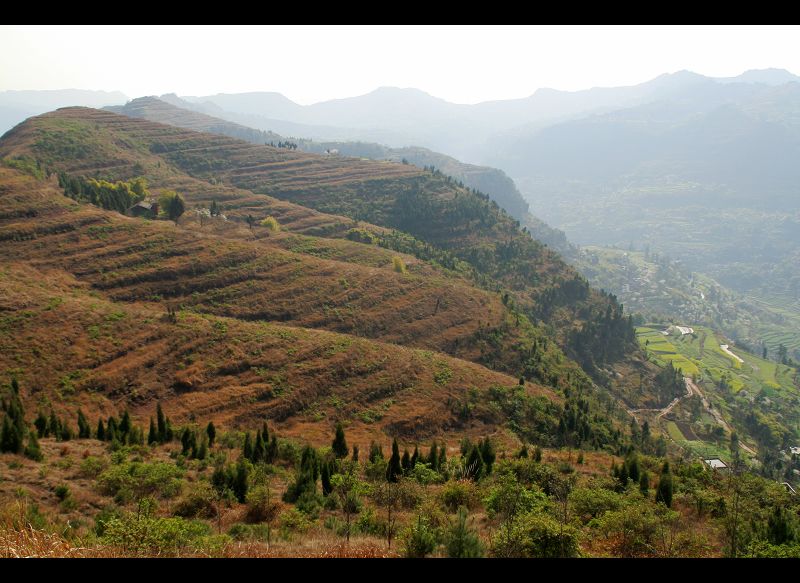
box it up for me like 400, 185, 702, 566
0, 166, 569, 445
109, 96, 574, 255
107, 96, 283, 147
0, 107, 639, 384
0, 165, 564, 375
636, 324, 800, 471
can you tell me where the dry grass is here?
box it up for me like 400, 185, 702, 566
0, 164, 560, 444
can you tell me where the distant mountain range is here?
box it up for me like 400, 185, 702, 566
5, 68, 800, 352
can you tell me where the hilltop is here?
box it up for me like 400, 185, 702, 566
0, 107, 640, 385
107, 96, 571, 254
0, 108, 643, 448
0, 166, 561, 445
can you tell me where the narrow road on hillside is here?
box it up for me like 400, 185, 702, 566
626, 377, 757, 457
684, 377, 757, 456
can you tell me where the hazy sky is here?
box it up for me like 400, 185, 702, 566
2, 25, 799, 104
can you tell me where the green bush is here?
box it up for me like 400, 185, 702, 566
278, 508, 313, 541
173, 481, 217, 519
570, 486, 623, 524
445, 507, 484, 558
94, 505, 122, 536
483, 471, 548, 520
102, 514, 210, 555
490, 511, 579, 558
228, 523, 273, 542
97, 461, 183, 503
409, 462, 443, 485
245, 485, 280, 524
402, 515, 438, 558
440, 480, 481, 512
54, 484, 70, 501
260, 216, 280, 232
392, 256, 407, 274
80, 455, 108, 478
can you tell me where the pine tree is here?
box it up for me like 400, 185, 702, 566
189, 430, 198, 459
655, 462, 673, 508
768, 505, 795, 545
233, 459, 249, 503
48, 411, 60, 438
639, 470, 650, 497
300, 445, 320, 483
427, 441, 439, 470
438, 445, 447, 471
445, 507, 484, 558
386, 439, 402, 483
107, 416, 118, 441
96, 419, 105, 441
119, 410, 132, 439
518, 444, 529, 458
35, 412, 48, 438
534, 446, 542, 462
480, 437, 496, 475
156, 403, 166, 443
352, 444, 359, 462
261, 422, 269, 443
207, 421, 216, 448
254, 430, 266, 463
148, 418, 157, 445
332, 422, 348, 459
401, 449, 412, 474
24, 430, 43, 462
77, 409, 91, 438
369, 441, 384, 463
1, 416, 19, 453
618, 462, 629, 488
626, 452, 640, 483
197, 437, 208, 460
283, 444, 319, 503
59, 421, 72, 442
321, 461, 333, 496
243, 432, 253, 461
410, 445, 419, 468
466, 445, 485, 481
267, 435, 278, 463
181, 428, 192, 456
165, 418, 174, 442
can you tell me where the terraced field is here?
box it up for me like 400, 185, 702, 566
0, 166, 573, 445
747, 292, 800, 356
578, 245, 800, 363
1, 108, 604, 328
636, 328, 700, 377
637, 325, 798, 395
0, 262, 526, 445
0, 108, 648, 450
638, 324, 800, 465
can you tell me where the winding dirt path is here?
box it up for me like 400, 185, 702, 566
626, 377, 757, 457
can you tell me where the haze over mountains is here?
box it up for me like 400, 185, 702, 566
4, 59, 800, 557
6, 67, 800, 355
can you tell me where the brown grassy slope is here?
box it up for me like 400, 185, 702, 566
0, 108, 366, 241
0, 109, 644, 394
0, 108, 485, 305
0, 108, 557, 291
0, 107, 628, 366
0, 261, 537, 443
0, 167, 535, 371
0, 107, 419, 233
